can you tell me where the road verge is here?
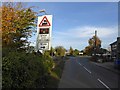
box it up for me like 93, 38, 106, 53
46, 56, 69, 88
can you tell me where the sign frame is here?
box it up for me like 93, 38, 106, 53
36, 15, 52, 51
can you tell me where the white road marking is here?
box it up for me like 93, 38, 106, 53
76, 59, 82, 66
83, 66, 91, 74
97, 78, 111, 90
77, 62, 91, 74
79, 63, 82, 66
76, 60, 91, 74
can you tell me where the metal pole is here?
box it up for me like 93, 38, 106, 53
39, 9, 47, 15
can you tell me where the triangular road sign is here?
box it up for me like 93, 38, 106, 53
39, 16, 51, 27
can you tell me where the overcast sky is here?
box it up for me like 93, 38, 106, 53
8, 2, 115, 51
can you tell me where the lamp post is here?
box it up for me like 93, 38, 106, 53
39, 9, 47, 15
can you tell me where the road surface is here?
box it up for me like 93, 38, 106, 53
58, 56, 119, 89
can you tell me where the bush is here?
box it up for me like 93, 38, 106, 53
46, 56, 65, 88
2, 51, 54, 88
90, 56, 98, 62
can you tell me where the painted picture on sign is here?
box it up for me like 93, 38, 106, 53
39, 28, 49, 34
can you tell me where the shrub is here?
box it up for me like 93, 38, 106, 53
90, 56, 98, 62
2, 51, 53, 88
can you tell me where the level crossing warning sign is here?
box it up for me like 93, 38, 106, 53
39, 16, 51, 27
36, 15, 52, 51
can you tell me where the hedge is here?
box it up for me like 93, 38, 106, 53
2, 51, 54, 88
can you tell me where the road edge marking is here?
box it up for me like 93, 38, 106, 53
97, 78, 111, 90
79, 63, 82, 66
83, 66, 91, 74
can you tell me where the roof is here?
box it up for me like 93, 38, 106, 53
110, 41, 117, 46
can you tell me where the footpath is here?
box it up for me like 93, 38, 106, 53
91, 61, 120, 74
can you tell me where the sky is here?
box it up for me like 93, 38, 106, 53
2, 0, 119, 2
26, 2, 118, 50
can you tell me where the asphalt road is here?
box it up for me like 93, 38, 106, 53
58, 56, 119, 89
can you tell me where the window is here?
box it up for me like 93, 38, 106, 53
39, 28, 49, 34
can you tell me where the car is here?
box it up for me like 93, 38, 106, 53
114, 59, 120, 69
97, 59, 103, 63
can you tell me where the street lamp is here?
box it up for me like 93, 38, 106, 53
39, 9, 47, 15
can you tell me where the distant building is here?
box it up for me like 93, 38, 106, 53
110, 41, 117, 61
79, 52, 84, 55
111, 37, 120, 69
65, 50, 70, 55
107, 45, 111, 52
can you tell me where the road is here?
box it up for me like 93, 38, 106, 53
58, 56, 119, 89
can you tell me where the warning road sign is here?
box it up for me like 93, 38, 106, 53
39, 16, 51, 27
36, 15, 52, 51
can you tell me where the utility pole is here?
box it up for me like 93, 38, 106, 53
94, 30, 97, 57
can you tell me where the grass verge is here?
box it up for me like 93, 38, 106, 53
46, 56, 68, 88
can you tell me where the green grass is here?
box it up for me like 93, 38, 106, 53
46, 57, 66, 88
46, 71, 59, 88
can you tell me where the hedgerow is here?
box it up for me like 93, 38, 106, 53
2, 51, 54, 88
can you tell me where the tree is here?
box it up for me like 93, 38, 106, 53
84, 35, 102, 56
89, 35, 101, 54
69, 46, 74, 55
74, 49, 80, 56
99, 48, 108, 54
84, 46, 93, 55
1, 2, 37, 50
55, 46, 66, 56
88, 35, 101, 48
50, 47, 55, 56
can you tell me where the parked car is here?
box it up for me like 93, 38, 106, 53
97, 59, 103, 63
114, 59, 120, 69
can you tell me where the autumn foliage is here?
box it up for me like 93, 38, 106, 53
2, 2, 36, 49
1, 2, 55, 88
84, 35, 102, 55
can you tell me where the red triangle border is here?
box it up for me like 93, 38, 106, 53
39, 16, 51, 27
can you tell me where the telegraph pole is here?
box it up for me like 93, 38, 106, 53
94, 30, 97, 57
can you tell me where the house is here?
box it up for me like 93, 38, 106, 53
110, 41, 117, 61
79, 52, 84, 55
65, 50, 70, 56
110, 37, 120, 61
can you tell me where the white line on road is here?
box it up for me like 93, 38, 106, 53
97, 78, 111, 90
76, 60, 82, 66
79, 63, 82, 66
83, 66, 91, 74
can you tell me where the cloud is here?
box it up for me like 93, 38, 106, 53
29, 25, 118, 50
54, 26, 117, 38
52, 26, 118, 50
